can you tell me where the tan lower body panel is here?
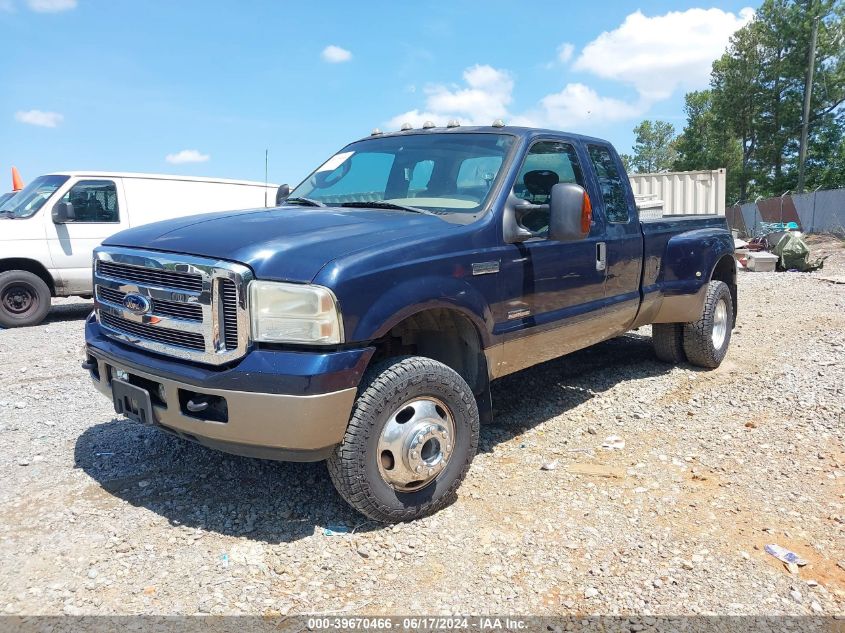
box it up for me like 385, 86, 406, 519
88, 355, 356, 455
486, 309, 629, 380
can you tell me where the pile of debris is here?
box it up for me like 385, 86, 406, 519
734, 223, 828, 273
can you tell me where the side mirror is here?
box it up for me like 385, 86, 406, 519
52, 201, 75, 223
549, 183, 592, 242
275, 184, 290, 206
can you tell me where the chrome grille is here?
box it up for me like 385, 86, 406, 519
97, 260, 204, 293
94, 247, 253, 365
220, 279, 239, 350
97, 286, 203, 321
100, 313, 205, 350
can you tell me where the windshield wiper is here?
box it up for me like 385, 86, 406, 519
337, 201, 436, 216
284, 197, 326, 207
0, 210, 15, 218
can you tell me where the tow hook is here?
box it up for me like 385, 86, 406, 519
186, 398, 209, 413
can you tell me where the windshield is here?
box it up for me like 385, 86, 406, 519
0, 175, 69, 219
0, 192, 16, 208
288, 133, 515, 218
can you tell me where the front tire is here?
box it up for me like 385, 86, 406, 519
0, 270, 51, 328
683, 280, 734, 369
327, 356, 479, 523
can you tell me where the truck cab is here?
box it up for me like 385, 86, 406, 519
83, 125, 736, 523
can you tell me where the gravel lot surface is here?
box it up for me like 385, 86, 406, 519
0, 237, 843, 618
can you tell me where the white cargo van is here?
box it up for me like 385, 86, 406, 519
0, 171, 280, 327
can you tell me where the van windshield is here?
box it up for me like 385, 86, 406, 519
287, 133, 515, 220
0, 175, 69, 219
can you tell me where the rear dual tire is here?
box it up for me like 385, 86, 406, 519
652, 280, 733, 369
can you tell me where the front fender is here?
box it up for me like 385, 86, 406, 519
345, 275, 495, 346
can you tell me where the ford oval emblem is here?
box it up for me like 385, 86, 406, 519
123, 293, 152, 315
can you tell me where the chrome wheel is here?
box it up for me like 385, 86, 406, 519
711, 299, 728, 350
377, 396, 455, 492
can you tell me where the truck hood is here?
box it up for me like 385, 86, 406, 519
104, 206, 457, 283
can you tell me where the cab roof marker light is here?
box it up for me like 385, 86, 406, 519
422, 121, 436, 129
446, 119, 461, 128
400, 123, 413, 131
492, 119, 506, 128
371, 128, 383, 136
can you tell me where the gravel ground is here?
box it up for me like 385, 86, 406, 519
0, 237, 843, 618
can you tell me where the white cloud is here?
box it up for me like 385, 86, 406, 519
15, 109, 63, 127
387, 7, 755, 133
556, 43, 575, 64
26, 0, 77, 12
387, 64, 644, 131
165, 149, 210, 164
321, 45, 352, 63
514, 84, 648, 129
388, 64, 513, 128
573, 7, 754, 100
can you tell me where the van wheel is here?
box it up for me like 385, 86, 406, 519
327, 356, 479, 523
683, 281, 733, 369
652, 323, 686, 364
0, 271, 51, 328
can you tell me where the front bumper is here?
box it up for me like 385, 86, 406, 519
85, 317, 373, 461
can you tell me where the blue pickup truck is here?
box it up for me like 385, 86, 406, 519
83, 124, 735, 522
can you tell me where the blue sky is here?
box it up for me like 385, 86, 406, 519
1, 0, 757, 189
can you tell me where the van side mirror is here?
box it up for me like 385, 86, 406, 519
275, 184, 290, 206
549, 183, 592, 242
52, 201, 75, 223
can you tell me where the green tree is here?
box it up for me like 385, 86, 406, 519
710, 22, 768, 201
624, 120, 677, 173
673, 91, 744, 201
677, 0, 844, 201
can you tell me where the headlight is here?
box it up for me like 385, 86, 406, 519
249, 281, 343, 344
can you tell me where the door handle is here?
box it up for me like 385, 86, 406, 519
596, 242, 607, 272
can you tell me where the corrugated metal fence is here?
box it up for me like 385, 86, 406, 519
629, 169, 726, 215
726, 188, 845, 236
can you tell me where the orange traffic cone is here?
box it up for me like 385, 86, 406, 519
11, 167, 24, 191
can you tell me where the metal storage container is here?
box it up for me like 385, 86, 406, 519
629, 169, 726, 216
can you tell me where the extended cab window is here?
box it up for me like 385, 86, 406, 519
513, 140, 584, 235
61, 180, 119, 223
587, 145, 629, 223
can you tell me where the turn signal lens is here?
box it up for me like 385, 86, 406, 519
581, 192, 593, 234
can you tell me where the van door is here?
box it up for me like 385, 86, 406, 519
46, 177, 128, 295
584, 143, 644, 333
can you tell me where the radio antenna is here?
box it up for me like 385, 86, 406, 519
264, 149, 269, 207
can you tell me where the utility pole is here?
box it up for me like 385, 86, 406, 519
797, 13, 820, 193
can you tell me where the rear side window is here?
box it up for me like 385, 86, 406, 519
408, 159, 434, 193
457, 156, 503, 189
61, 180, 120, 223
587, 145, 629, 223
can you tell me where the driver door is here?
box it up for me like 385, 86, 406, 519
495, 139, 609, 375
46, 178, 128, 295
